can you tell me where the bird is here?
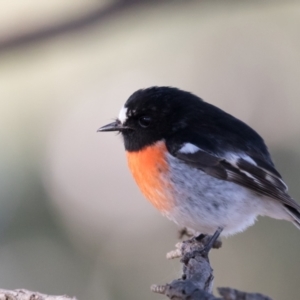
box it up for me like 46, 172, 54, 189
98, 86, 300, 237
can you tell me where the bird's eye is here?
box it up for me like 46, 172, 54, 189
138, 116, 152, 128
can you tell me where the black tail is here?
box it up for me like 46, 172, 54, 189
283, 203, 300, 229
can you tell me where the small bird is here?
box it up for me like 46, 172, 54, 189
98, 86, 300, 236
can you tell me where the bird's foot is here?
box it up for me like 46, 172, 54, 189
178, 227, 223, 264
197, 227, 223, 257
195, 231, 222, 250
167, 227, 223, 260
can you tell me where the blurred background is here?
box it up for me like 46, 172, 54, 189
0, 0, 300, 299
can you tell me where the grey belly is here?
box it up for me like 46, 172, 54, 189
165, 154, 264, 235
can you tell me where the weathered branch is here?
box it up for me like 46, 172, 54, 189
151, 235, 272, 300
0, 235, 273, 300
0, 289, 77, 300
218, 288, 272, 300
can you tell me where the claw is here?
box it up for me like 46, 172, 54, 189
200, 227, 223, 256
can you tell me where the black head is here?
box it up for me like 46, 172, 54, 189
98, 87, 205, 151
98, 86, 269, 163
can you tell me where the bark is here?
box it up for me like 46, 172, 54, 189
151, 235, 272, 300
0, 289, 77, 300
0, 235, 273, 300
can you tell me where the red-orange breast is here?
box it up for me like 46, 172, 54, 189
126, 141, 174, 212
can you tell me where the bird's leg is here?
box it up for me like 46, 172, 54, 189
199, 227, 223, 256
195, 233, 206, 242
168, 227, 223, 260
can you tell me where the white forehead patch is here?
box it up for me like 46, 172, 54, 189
179, 143, 200, 154
118, 106, 128, 124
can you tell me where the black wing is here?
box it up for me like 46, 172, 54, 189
170, 142, 300, 213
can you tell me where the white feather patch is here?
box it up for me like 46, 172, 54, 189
225, 153, 257, 166
118, 106, 128, 124
179, 143, 200, 154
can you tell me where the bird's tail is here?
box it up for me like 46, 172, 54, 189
283, 202, 300, 230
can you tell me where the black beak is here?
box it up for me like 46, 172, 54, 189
97, 120, 127, 132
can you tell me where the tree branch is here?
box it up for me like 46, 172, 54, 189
151, 235, 273, 300
0, 235, 273, 300
0, 289, 77, 300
